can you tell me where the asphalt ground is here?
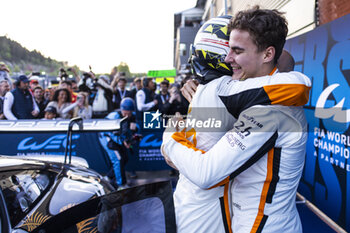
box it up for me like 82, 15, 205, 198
126, 170, 179, 189
126, 170, 338, 233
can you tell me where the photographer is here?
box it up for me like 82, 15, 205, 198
78, 72, 113, 118
161, 83, 188, 118
58, 68, 69, 81
78, 71, 94, 94
55, 68, 78, 103
104, 98, 140, 189
111, 72, 132, 110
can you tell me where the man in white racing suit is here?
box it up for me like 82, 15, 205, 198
162, 7, 310, 233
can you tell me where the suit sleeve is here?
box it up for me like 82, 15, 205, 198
136, 90, 156, 111
217, 72, 311, 119
162, 106, 279, 189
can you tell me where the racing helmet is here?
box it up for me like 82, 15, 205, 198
120, 97, 135, 111
190, 15, 233, 84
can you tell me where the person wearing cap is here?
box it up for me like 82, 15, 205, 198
0, 62, 13, 90
103, 97, 139, 189
43, 106, 57, 120
91, 74, 114, 118
29, 79, 39, 93
3, 75, 39, 120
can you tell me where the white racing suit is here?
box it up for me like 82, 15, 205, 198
172, 75, 236, 233
165, 71, 311, 233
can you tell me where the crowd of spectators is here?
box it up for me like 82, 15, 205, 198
0, 63, 190, 122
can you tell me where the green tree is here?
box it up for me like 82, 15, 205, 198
13, 64, 21, 73
117, 62, 131, 78
0, 36, 74, 75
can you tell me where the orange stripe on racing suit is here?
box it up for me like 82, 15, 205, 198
171, 131, 205, 153
250, 148, 274, 233
263, 84, 311, 106
224, 183, 233, 233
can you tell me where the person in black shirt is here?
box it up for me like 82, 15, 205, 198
130, 77, 142, 100
155, 79, 170, 115
112, 75, 133, 110
33, 86, 49, 119
163, 83, 189, 117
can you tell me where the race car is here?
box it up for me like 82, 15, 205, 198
0, 155, 115, 232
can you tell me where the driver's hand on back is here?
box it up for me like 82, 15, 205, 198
181, 79, 199, 102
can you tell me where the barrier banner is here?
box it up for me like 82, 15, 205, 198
284, 13, 350, 231
0, 119, 171, 175
0, 131, 112, 174
124, 120, 171, 171
99, 127, 171, 172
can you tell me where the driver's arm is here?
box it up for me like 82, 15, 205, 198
162, 106, 278, 189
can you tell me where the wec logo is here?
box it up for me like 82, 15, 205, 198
315, 84, 350, 123
17, 134, 80, 151
139, 134, 162, 147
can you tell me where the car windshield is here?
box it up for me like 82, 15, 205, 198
0, 170, 51, 227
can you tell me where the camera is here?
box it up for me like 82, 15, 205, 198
78, 72, 96, 94
91, 78, 99, 90
126, 134, 142, 145
31, 72, 41, 76
59, 68, 68, 80
120, 72, 126, 76
82, 72, 98, 89
82, 72, 92, 79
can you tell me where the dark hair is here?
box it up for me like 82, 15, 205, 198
45, 106, 57, 115
228, 6, 288, 63
33, 86, 43, 92
142, 77, 152, 88
118, 77, 127, 83
61, 80, 72, 87
52, 88, 72, 103
160, 79, 170, 87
